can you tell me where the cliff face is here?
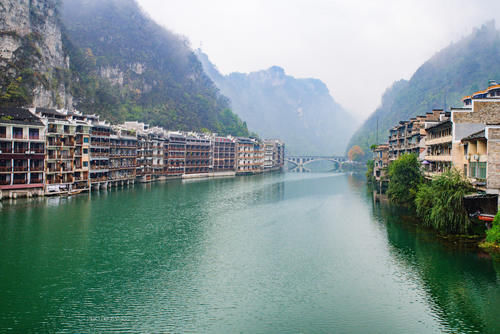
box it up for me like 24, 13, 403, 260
0, 0, 72, 108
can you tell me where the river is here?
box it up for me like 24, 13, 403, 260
0, 173, 499, 333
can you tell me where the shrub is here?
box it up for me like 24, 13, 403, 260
415, 169, 475, 234
387, 154, 422, 205
366, 160, 375, 183
486, 211, 500, 244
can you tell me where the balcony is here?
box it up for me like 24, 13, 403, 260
0, 166, 11, 172
13, 148, 29, 154
425, 135, 452, 146
0, 180, 10, 185
13, 179, 27, 185
13, 166, 29, 172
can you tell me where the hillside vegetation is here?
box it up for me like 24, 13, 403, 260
61, 0, 248, 135
348, 21, 500, 154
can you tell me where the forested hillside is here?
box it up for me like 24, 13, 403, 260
348, 21, 500, 153
61, 0, 248, 135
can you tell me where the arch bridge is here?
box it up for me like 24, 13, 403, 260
285, 155, 348, 172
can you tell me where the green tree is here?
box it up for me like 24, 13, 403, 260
486, 211, 500, 245
366, 159, 375, 183
415, 169, 475, 234
387, 154, 422, 205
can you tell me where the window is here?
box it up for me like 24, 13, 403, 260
13, 127, 23, 139
84, 137, 89, 143
479, 162, 487, 180
470, 162, 477, 178
464, 164, 467, 177
83, 148, 88, 154
29, 128, 39, 139
83, 161, 88, 167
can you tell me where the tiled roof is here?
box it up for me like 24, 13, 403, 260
0, 107, 43, 126
462, 130, 486, 141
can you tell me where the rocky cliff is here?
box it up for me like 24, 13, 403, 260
0, 0, 72, 108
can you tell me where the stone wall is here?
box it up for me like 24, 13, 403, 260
487, 128, 500, 191
453, 101, 500, 124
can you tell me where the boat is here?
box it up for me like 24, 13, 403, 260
68, 189, 83, 196
478, 214, 495, 222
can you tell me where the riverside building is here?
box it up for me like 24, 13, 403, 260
166, 132, 186, 177
236, 137, 264, 175
0, 110, 285, 199
35, 108, 78, 195
109, 127, 137, 186
89, 118, 111, 189
185, 134, 211, 175
212, 136, 236, 173
0, 107, 46, 199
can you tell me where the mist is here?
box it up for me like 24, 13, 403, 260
137, 0, 500, 121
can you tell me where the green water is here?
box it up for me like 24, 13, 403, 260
0, 173, 499, 333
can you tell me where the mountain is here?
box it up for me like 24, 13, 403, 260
0, 0, 249, 136
348, 21, 500, 154
197, 51, 358, 155
0, 0, 73, 108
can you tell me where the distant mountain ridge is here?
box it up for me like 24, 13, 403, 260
348, 21, 500, 154
197, 50, 358, 155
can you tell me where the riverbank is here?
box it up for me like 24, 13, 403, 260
0, 168, 284, 201
371, 183, 500, 254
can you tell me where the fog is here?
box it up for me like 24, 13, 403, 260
137, 0, 500, 120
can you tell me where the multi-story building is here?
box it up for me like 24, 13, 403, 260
212, 136, 236, 173
236, 137, 263, 175
89, 119, 111, 189
0, 109, 284, 200
65, 111, 92, 192
372, 144, 389, 181
185, 134, 211, 175
424, 120, 453, 175
109, 127, 137, 186
34, 108, 77, 195
388, 110, 442, 162
166, 132, 186, 177
0, 107, 46, 199
263, 139, 285, 171
150, 128, 165, 180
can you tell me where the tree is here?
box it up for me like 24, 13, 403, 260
348, 145, 365, 161
387, 154, 422, 205
366, 159, 375, 183
415, 169, 475, 234
486, 211, 500, 245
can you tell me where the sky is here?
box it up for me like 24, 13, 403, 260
137, 0, 500, 121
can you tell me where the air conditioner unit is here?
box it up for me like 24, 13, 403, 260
466, 155, 471, 161
30, 151, 35, 154
473, 154, 479, 161
0, 150, 2, 154
25, 151, 30, 154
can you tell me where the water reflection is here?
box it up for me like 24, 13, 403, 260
371, 195, 500, 333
